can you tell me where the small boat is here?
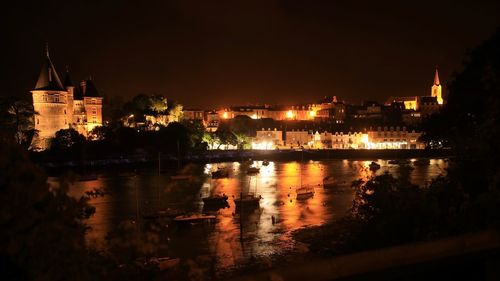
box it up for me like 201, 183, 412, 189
84, 188, 106, 198
78, 173, 98, 181
369, 162, 381, 170
296, 187, 315, 200
171, 174, 193, 180
413, 158, 430, 166
323, 176, 336, 188
173, 213, 216, 223
234, 193, 261, 208
246, 167, 260, 174
212, 168, 230, 179
202, 194, 228, 205
143, 208, 184, 220
141, 257, 180, 271
262, 160, 270, 166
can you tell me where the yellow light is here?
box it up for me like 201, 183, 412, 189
222, 112, 228, 119
286, 110, 294, 119
251, 113, 257, 119
309, 110, 316, 117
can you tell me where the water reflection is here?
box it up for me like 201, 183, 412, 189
61, 158, 448, 272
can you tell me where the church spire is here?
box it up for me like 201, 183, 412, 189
433, 67, 440, 86
431, 67, 443, 105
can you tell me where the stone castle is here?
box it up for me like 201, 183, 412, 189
31, 47, 103, 150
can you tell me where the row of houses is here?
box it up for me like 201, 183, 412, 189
253, 126, 424, 150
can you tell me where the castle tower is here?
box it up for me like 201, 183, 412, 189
431, 68, 443, 105
63, 66, 75, 127
30, 45, 69, 150
81, 78, 103, 134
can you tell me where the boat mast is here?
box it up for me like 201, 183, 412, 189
158, 152, 161, 210
177, 139, 181, 169
300, 150, 303, 188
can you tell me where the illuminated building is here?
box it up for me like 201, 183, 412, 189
431, 68, 443, 105
366, 126, 424, 149
285, 130, 313, 148
386, 96, 418, 110
213, 97, 346, 122
182, 109, 204, 121
418, 96, 440, 117
31, 46, 103, 150
253, 128, 283, 149
331, 131, 368, 149
205, 111, 219, 132
384, 68, 445, 124
351, 101, 383, 119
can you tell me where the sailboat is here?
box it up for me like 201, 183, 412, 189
202, 179, 229, 206
234, 176, 261, 209
296, 151, 314, 200
170, 142, 195, 180
143, 154, 184, 220
322, 175, 336, 188
212, 166, 230, 178
246, 166, 260, 174
369, 161, 381, 171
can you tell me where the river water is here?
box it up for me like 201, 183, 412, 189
58, 158, 448, 272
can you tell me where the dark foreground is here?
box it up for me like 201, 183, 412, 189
230, 229, 500, 281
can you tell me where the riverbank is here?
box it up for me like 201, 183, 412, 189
31, 149, 453, 172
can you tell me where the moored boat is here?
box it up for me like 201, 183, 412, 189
173, 213, 216, 223
388, 159, 410, 165
212, 168, 230, 178
323, 176, 336, 188
296, 187, 315, 200
246, 167, 260, 174
234, 193, 261, 208
202, 194, 228, 205
369, 161, 381, 170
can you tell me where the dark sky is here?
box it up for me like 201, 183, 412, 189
3, 0, 499, 108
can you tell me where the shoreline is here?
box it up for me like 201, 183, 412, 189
32, 149, 453, 173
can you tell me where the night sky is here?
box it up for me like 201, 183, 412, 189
3, 0, 499, 108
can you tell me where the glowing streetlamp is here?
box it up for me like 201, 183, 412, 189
222, 111, 229, 119
309, 110, 316, 118
286, 110, 294, 119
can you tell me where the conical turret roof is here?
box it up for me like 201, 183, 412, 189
33, 45, 65, 91
63, 66, 75, 87
82, 78, 101, 97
